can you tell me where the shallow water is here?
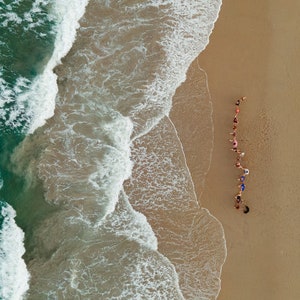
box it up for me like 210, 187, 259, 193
0, 0, 226, 299
124, 116, 226, 299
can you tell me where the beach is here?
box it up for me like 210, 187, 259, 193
1, 1, 227, 298
2, 0, 299, 298
171, 0, 300, 299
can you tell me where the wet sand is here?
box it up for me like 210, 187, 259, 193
171, 0, 300, 299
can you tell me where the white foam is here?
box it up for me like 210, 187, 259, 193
0, 12, 22, 27
131, 0, 222, 139
0, 202, 30, 300
0, 0, 89, 132
23, 0, 89, 133
104, 191, 158, 250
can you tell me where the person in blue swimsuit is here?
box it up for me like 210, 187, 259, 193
239, 183, 245, 191
238, 175, 246, 182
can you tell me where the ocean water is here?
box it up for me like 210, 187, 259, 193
0, 0, 226, 299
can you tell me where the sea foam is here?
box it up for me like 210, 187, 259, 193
135, 0, 222, 138
6, 0, 226, 298
0, 202, 30, 300
0, 0, 89, 133
26, 0, 89, 133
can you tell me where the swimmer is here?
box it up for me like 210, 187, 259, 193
243, 168, 250, 175
239, 183, 246, 191
234, 203, 240, 209
233, 117, 238, 124
243, 205, 250, 214
233, 125, 237, 130
229, 131, 236, 137
235, 107, 240, 114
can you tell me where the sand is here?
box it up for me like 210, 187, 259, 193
171, 0, 300, 299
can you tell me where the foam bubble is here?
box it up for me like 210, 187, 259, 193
0, 202, 30, 300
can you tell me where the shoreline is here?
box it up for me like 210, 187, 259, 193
171, 0, 300, 299
170, 57, 227, 299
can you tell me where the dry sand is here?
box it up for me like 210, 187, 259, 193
171, 0, 300, 299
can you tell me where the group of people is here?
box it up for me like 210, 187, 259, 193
229, 96, 250, 214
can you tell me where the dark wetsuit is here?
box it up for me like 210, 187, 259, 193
243, 205, 250, 214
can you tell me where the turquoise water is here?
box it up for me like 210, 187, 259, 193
0, 1, 226, 299
0, 0, 56, 228
0, 1, 57, 298
0, 0, 55, 133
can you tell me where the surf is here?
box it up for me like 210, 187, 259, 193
1, 0, 226, 299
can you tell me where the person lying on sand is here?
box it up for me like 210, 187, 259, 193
235, 192, 242, 202
238, 175, 246, 182
243, 168, 250, 175
229, 138, 238, 147
237, 151, 245, 157
235, 96, 246, 106
230, 131, 237, 137
235, 162, 243, 168
229, 138, 238, 152
239, 183, 246, 191
234, 192, 242, 209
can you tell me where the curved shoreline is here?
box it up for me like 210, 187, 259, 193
170, 58, 227, 298
197, 0, 300, 299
